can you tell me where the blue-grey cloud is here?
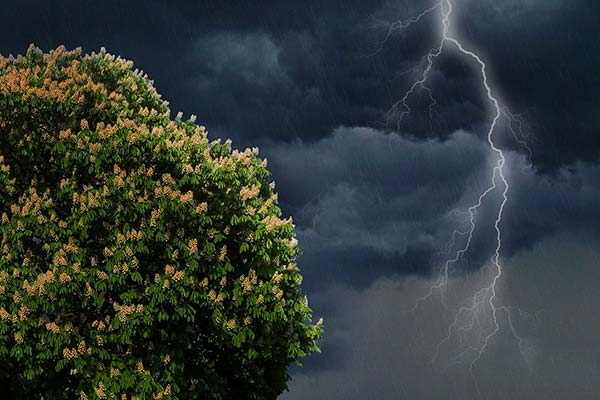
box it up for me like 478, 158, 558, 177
2, 0, 597, 168
282, 233, 600, 400
262, 127, 493, 288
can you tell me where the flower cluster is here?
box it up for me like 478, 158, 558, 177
240, 185, 260, 201
113, 302, 144, 323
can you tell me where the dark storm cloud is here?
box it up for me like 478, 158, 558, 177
262, 127, 493, 289
181, 31, 318, 146
453, 0, 600, 169
264, 127, 487, 212
282, 233, 600, 400
2, 0, 597, 168
203, 0, 599, 168
502, 156, 600, 255
177, 0, 489, 147
267, 135, 600, 393
259, 125, 600, 291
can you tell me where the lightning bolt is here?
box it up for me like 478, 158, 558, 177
375, 0, 534, 379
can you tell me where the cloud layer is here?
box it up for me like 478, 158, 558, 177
282, 233, 600, 400
262, 126, 600, 290
1, 0, 597, 168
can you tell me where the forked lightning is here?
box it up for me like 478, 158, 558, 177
377, 0, 531, 377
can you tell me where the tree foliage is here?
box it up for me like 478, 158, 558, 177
0, 44, 322, 399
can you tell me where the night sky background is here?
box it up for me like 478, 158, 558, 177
3, 1, 600, 398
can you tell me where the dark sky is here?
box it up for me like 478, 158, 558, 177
3, 1, 600, 399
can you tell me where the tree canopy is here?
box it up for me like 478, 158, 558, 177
0, 44, 322, 399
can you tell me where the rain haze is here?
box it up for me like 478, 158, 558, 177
3, 0, 600, 398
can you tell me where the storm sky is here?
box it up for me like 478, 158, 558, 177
3, 1, 600, 399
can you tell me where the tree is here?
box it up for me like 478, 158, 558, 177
0, 44, 322, 400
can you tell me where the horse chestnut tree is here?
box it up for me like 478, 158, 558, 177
0, 45, 322, 399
